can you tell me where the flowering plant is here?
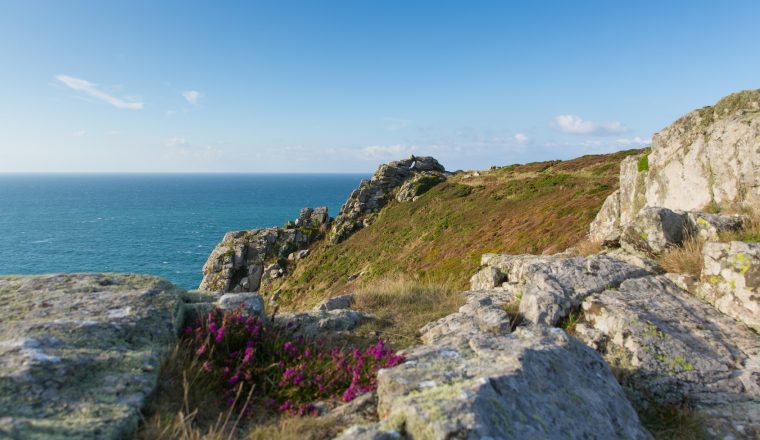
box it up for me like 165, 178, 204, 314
184, 308, 404, 416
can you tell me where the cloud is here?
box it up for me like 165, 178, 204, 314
615, 136, 651, 146
165, 137, 187, 147
384, 117, 410, 132
72, 130, 86, 137
182, 90, 201, 105
55, 75, 144, 110
551, 115, 628, 135
514, 133, 529, 144
360, 144, 415, 159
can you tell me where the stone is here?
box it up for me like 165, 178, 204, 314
474, 253, 648, 326
217, 293, 265, 318
687, 212, 746, 241
273, 309, 368, 338
590, 90, 760, 241
314, 293, 354, 311
199, 207, 329, 292
419, 289, 515, 344
589, 189, 622, 245
330, 156, 445, 243
663, 272, 699, 293
395, 172, 446, 202
700, 240, 760, 331
620, 207, 689, 257
578, 275, 760, 437
365, 326, 650, 439
602, 248, 664, 274
469, 266, 506, 291
0, 274, 183, 440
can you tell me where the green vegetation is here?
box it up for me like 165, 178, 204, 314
637, 153, 649, 172
272, 149, 644, 312
637, 401, 707, 440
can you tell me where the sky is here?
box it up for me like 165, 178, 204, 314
1, 1, 759, 173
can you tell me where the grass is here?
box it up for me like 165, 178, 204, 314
658, 236, 705, 277
501, 294, 525, 332
637, 401, 707, 440
719, 214, 760, 243
351, 276, 462, 348
270, 149, 644, 311
569, 239, 603, 256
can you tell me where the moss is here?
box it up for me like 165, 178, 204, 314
637, 154, 649, 172
732, 252, 752, 274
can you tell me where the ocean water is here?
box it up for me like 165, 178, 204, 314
0, 174, 366, 289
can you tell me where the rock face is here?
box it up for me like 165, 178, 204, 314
620, 207, 689, 256
578, 275, 760, 437
470, 253, 648, 326
198, 207, 329, 292
700, 240, 760, 332
330, 156, 445, 244
341, 319, 650, 438
0, 274, 183, 440
590, 89, 760, 243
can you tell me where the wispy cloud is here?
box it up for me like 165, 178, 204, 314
514, 133, 529, 144
72, 130, 86, 137
360, 144, 416, 159
163, 136, 222, 159
182, 90, 201, 105
165, 137, 187, 148
384, 117, 410, 132
551, 114, 627, 135
55, 75, 144, 110
615, 136, 651, 146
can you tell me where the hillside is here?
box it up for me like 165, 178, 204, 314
272, 149, 644, 310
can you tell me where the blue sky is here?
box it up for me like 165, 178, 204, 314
1, 1, 759, 173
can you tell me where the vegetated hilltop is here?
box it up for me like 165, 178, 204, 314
272, 149, 644, 310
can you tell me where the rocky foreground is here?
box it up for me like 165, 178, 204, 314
1, 90, 760, 439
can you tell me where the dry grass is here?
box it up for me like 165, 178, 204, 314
569, 239, 603, 257
247, 414, 346, 440
352, 275, 462, 348
137, 345, 253, 440
637, 402, 707, 440
658, 236, 705, 277
719, 214, 760, 243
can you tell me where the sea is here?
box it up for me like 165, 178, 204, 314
0, 174, 367, 290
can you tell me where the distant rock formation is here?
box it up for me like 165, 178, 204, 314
590, 90, 760, 245
330, 156, 446, 244
198, 207, 329, 292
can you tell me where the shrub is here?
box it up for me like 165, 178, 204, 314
637, 154, 649, 172
184, 308, 404, 416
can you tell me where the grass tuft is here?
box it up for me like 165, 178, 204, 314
719, 214, 760, 243
637, 401, 707, 440
658, 236, 705, 277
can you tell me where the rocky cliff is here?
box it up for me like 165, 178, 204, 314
590, 89, 760, 245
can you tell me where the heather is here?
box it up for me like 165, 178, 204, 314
185, 308, 403, 416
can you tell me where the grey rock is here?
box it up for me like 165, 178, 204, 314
474, 253, 648, 326
602, 248, 664, 274
315, 293, 354, 311
469, 266, 507, 291
699, 240, 760, 332
274, 309, 368, 338
687, 212, 746, 241
330, 156, 445, 244
217, 293, 265, 318
663, 272, 699, 293
372, 326, 650, 439
578, 275, 760, 437
590, 90, 760, 241
620, 207, 689, 257
0, 274, 183, 440
589, 189, 622, 245
395, 172, 446, 202
420, 289, 516, 344
199, 207, 328, 292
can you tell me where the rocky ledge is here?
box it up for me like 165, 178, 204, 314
0, 274, 184, 440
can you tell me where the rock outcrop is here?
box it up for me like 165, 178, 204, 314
700, 240, 760, 332
0, 274, 183, 440
578, 275, 760, 437
198, 207, 329, 292
330, 156, 445, 244
590, 89, 760, 244
339, 288, 651, 439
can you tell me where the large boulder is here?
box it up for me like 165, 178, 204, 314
0, 274, 183, 440
198, 207, 329, 292
470, 253, 648, 326
577, 275, 760, 438
590, 90, 760, 242
700, 240, 760, 332
330, 156, 445, 244
344, 326, 650, 439
620, 207, 689, 257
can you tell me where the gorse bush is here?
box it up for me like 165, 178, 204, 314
184, 308, 404, 417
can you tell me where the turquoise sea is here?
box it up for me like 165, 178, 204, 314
0, 174, 366, 289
